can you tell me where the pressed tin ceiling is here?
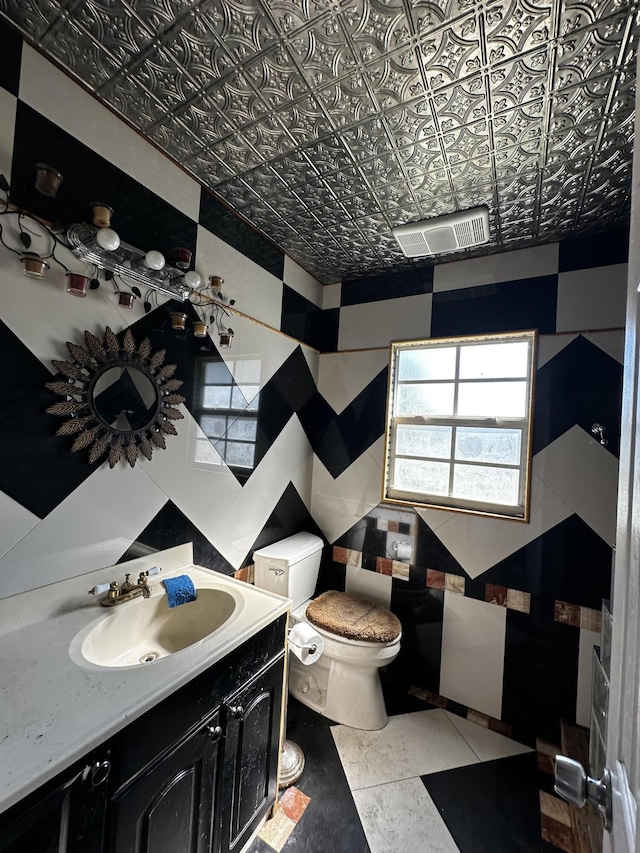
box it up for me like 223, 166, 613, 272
0, 0, 637, 284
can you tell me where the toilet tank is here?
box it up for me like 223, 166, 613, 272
253, 532, 323, 609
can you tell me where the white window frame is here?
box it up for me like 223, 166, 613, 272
383, 330, 537, 521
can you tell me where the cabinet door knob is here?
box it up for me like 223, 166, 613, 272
229, 705, 244, 720
89, 760, 111, 787
207, 724, 222, 743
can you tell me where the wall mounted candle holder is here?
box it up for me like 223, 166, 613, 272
0, 165, 197, 305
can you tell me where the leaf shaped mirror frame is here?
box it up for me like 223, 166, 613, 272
45, 326, 186, 467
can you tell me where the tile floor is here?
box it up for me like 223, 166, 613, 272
247, 692, 572, 853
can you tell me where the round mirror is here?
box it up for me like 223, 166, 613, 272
45, 327, 186, 468
91, 364, 160, 433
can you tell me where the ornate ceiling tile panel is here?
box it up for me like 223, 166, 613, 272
1, 0, 637, 282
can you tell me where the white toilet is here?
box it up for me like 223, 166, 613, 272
253, 532, 402, 730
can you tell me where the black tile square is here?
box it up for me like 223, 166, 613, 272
11, 102, 197, 258
118, 500, 235, 574
421, 753, 542, 853
199, 189, 284, 280
559, 229, 629, 272
342, 266, 434, 306
245, 700, 370, 853
281, 285, 339, 352
533, 334, 622, 458
502, 611, 580, 743
0, 19, 21, 96
431, 274, 558, 337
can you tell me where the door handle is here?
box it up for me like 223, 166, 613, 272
554, 755, 612, 831
228, 705, 244, 720
207, 724, 222, 743
88, 760, 111, 787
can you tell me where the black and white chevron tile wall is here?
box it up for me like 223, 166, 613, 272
0, 22, 626, 743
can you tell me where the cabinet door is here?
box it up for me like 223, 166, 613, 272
0, 752, 110, 853
219, 654, 285, 853
107, 711, 222, 853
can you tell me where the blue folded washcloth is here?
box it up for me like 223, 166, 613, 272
163, 575, 197, 608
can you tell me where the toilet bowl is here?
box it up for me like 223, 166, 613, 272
253, 534, 402, 731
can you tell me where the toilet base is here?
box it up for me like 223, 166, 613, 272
289, 655, 391, 730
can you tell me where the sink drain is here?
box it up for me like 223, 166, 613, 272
139, 652, 159, 664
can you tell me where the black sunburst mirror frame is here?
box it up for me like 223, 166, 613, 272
45, 326, 186, 468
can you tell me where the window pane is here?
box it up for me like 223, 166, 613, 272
232, 385, 260, 409
397, 383, 455, 416
394, 458, 450, 495
398, 347, 456, 381
396, 424, 452, 459
457, 381, 527, 418
455, 427, 521, 465
195, 438, 223, 465
228, 417, 257, 441
225, 441, 255, 467
234, 359, 261, 383
199, 415, 227, 438
453, 464, 519, 505
459, 342, 529, 379
204, 361, 231, 384
246, 392, 260, 412
203, 385, 232, 408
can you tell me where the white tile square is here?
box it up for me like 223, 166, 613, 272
352, 777, 460, 853
0, 466, 168, 599
322, 282, 341, 310
331, 709, 479, 789
318, 350, 389, 415
534, 425, 619, 545
195, 226, 284, 331
338, 292, 432, 350
426, 472, 572, 579
0, 88, 16, 182
556, 264, 627, 333
283, 255, 323, 307
310, 437, 385, 544
434, 244, 559, 292
439, 593, 507, 720
576, 628, 601, 728
0, 491, 39, 564
443, 711, 533, 761
345, 565, 392, 608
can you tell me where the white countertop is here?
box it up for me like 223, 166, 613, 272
0, 544, 290, 814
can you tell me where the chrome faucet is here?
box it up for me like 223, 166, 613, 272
89, 570, 157, 607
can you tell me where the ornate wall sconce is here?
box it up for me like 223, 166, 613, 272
67, 223, 190, 302
0, 165, 198, 306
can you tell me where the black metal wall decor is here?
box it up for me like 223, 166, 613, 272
45, 327, 186, 468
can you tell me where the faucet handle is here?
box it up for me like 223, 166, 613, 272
88, 582, 111, 596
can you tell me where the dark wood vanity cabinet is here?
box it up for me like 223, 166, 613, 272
0, 616, 286, 853
218, 656, 285, 853
0, 749, 110, 853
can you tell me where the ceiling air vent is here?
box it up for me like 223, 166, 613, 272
392, 207, 490, 258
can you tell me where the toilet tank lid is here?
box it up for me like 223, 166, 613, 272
253, 532, 323, 563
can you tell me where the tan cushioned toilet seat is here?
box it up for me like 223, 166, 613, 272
305, 591, 401, 643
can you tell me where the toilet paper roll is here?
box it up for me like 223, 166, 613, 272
394, 542, 412, 562
288, 622, 324, 666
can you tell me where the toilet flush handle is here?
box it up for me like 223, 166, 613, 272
269, 567, 284, 577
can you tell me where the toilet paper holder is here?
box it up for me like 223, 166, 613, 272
392, 541, 412, 562
288, 627, 318, 655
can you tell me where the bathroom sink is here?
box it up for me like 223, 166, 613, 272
79, 587, 238, 668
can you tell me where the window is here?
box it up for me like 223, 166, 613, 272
193, 358, 261, 470
383, 331, 536, 520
